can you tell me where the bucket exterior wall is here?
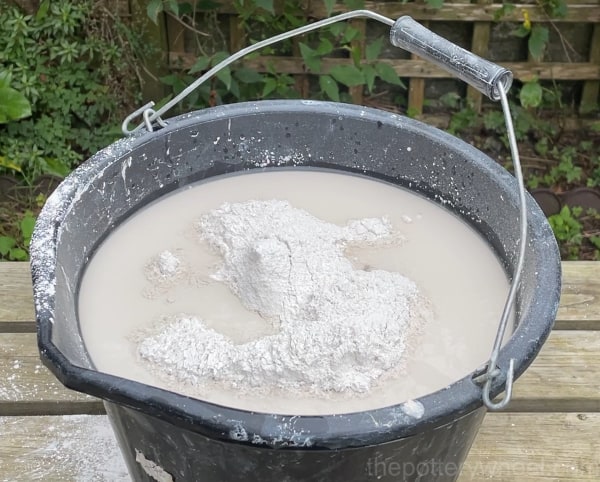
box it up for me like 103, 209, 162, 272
31, 101, 561, 482
106, 402, 486, 482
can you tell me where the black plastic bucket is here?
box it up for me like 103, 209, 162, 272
31, 100, 561, 481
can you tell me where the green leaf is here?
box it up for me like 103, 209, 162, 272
365, 38, 383, 62
342, 26, 361, 43
425, 0, 444, 8
20, 212, 36, 248
254, 0, 275, 14
548, 0, 568, 18
43, 158, 71, 178
511, 24, 530, 38
147, 0, 163, 24
0, 156, 22, 173
494, 3, 515, 21
262, 77, 278, 97
189, 56, 211, 74
0, 71, 11, 89
9, 247, 28, 261
0, 236, 16, 257
0, 87, 32, 124
328, 23, 344, 37
528, 25, 549, 61
216, 67, 232, 90
439, 92, 461, 109
590, 236, 600, 250
316, 38, 334, 56
299, 42, 321, 72
36, 0, 50, 20
319, 75, 340, 102
375, 62, 405, 87
343, 0, 365, 8
520, 81, 543, 108
362, 64, 376, 93
210, 51, 231, 88
165, 0, 179, 15
324, 0, 336, 17
350, 45, 362, 66
197, 0, 223, 10
234, 67, 264, 84
329, 65, 365, 87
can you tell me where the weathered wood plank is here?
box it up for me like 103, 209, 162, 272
0, 412, 598, 480
555, 261, 600, 330
0, 415, 128, 481
211, 1, 600, 23
0, 262, 34, 327
509, 330, 600, 412
0, 333, 104, 415
169, 53, 600, 82
2, 261, 599, 331
1, 330, 598, 412
462, 412, 600, 480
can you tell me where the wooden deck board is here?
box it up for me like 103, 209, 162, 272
464, 412, 600, 480
0, 263, 35, 327
2, 262, 599, 329
555, 262, 600, 329
1, 261, 598, 480
1, 330, 599, 413
0, 414, 129, 481
0, 333, 103, 415
0, 412, 598, 480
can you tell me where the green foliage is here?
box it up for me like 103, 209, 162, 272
0, 211, 35, 261
520, 80, 543, 108
150, 0, 405, 112
0, 71, 32, 123
549, 206, 600, 260
540, 0, 569, 18
0, 0, 142, 184
424, 0, 445, 8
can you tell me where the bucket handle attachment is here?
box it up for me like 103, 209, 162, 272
122, 10, 527, 411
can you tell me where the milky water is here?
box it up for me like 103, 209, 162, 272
78, 169, 511, 415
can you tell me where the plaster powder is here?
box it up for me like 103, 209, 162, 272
138, 200, 432, 396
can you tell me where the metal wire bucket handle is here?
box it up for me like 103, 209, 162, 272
122, 10, 527, 411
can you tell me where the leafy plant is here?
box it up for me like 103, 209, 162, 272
0, 71, 31, 124
147, 0, 405, 112
549, 206, 600, 260
0, 211, 35, 261
0, 0, 143, 184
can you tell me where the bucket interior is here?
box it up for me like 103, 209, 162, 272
31, 100, 561, 446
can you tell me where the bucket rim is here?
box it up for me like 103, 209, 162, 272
31, 99, 561, 450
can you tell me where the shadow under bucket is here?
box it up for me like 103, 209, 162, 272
31, 100, 561, 481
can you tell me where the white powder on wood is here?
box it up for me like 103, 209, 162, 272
138, 200, 432, 395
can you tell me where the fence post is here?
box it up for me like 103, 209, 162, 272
128, 0, 169, 103
467, 0, 493, 112
580, 24, 600, 113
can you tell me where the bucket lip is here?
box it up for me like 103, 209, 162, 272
32, 99, 561, 449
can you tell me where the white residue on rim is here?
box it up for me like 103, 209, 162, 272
121, 156, 133, 190
402, 399, 425, 419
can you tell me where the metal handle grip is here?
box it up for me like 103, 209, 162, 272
390, 16, 512, 101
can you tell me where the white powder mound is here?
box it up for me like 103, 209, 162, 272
143, 250, 184, 298
138, 200, 431, 395
157, 250, 180, 276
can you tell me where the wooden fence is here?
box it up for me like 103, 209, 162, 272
127, 0, 600, 121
